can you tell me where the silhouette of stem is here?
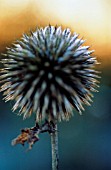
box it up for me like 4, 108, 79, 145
51, 123, 59, 170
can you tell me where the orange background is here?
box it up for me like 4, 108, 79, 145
0, 0, 111, 68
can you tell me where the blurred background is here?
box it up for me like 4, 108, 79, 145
0, 0, 111, 170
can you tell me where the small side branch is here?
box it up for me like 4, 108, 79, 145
12, 120, 56, 150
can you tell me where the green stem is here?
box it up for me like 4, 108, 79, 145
51, 123, 59, 170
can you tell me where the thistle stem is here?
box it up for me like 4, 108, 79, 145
51, 123, 59, 170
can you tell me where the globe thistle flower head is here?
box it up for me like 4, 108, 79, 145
0, 26, 100, 122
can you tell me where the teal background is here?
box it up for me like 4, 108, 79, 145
0, 66, 111, 170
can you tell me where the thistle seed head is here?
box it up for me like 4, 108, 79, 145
0, 26, 100, 122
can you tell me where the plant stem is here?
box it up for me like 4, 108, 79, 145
51, 123, 59, 170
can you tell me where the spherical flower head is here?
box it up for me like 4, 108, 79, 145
0, 26, 100, 122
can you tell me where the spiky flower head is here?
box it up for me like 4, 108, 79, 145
0, 26, 99, 122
